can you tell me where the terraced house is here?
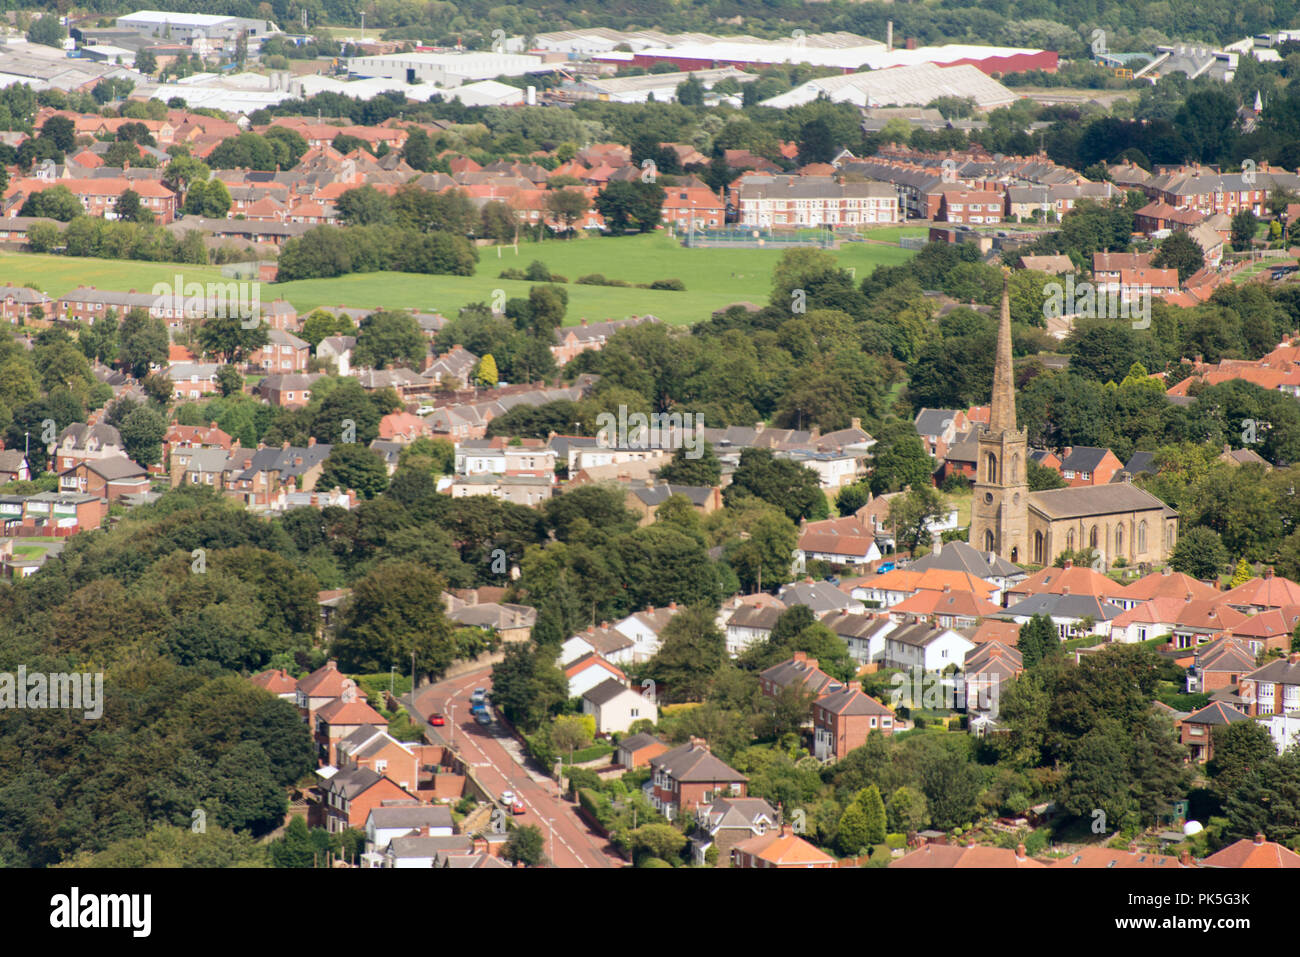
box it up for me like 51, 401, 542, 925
736, 175, 898, 227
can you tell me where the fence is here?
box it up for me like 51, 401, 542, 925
683, 227, 837, 249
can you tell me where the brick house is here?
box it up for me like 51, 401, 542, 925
336, 726, 440, 794
731, 823, 836, 868
1239, 656, 1300, 717
163, 420, 232, 461
296, 659, 351, 726
314, 766, 419, 833
649, 737, 748, 820
759, 652, 838, 701
251, 328, 311, 374
167, 362, 221, 400
255, 373, 320, 409
615, 732, 669, 770
660, 186, 725, 230
812, 680, 897, 760
313, 686, 388, 766
58, 455, 149, 501
0, 283, 51, 323
938, 188, 1004, 225
1057, 446, 1123, 487
691, 796, 778, 867
1178, 701, 1251, 764
54, 422, 124, 472
221, 440, 332, 507
1185, 637, 1258, 695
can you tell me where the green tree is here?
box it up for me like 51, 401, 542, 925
333, 562, 458, 678
595, 180, 665, 233
887, 786, 929, 834
503, 824, 545, 866
630, 822, 686, 863
1152, 230, 1205, 283
544, 188, 590, 233
27, 15, 66, 48
197, 316, 268, 365
1169, 526, 1228, 580
475, 353, 499, 388
1230, 209, 1258, 252
724, 447, 826, 522
354, 310, 423, 370
869, 422, 935, 495
887, 485, 944, 553
118, 403, 168, 465
1018, 614, 1060, 669
216, 364, 243, 397
656, 442, 721, 486
317, 444, 389, 499
118, 308, 168, 378
1229, 557, 1254, 588
643, 604, 727, 702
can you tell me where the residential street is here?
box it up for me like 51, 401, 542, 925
407, 668, 622, 868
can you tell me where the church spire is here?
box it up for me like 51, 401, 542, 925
989, 268, 1017, 434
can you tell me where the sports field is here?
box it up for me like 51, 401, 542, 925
0, 227, 918, 326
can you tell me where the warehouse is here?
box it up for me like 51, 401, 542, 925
346, 51, 549, 88
597, 38, 1055, 77
759, 63, 1018, 111
116, 11, 279, 43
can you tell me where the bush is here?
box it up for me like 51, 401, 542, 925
647, 278, 685, 290
940, 472, 971, 493
885, 833, 907, 849
566, 767, 603, 795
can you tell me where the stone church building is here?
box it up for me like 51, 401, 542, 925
968, 275, 1177, 569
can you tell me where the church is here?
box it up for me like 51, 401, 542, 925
968, 275, 1178, 569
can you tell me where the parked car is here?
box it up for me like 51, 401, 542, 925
500, 790, 515, 805
876, 561, 896, 574
510, 799, 526, 816
471, 688, 487, 704
471, 702, 488, 715
430, 713, 446, 726
474, 711, 492, 726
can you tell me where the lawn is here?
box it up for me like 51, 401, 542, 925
0, 253, 231, 296
0, 230, 916, 328
280, 231, 916, 324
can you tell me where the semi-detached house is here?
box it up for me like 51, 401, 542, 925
649, 738, 748, 820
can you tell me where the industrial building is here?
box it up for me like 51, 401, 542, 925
116, 10, 280, 44
760, 63, 1018, 111
594, 37, 1055, 77
561, 66, 755, 103
346, 51, 550, 88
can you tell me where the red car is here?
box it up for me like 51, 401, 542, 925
430, 713, 446, 726
510, 800, 526, 816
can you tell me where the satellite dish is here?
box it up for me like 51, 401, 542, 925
1183, 820, 1203, 836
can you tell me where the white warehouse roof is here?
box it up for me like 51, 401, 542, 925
760, 63, 1017, 111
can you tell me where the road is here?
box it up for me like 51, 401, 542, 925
406, 668, 622, 869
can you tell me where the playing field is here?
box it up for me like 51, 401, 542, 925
0, 228, 918, 326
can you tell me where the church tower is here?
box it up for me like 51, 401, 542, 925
969, 271, 1029, 564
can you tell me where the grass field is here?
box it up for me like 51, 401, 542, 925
0, 230, 916, 327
